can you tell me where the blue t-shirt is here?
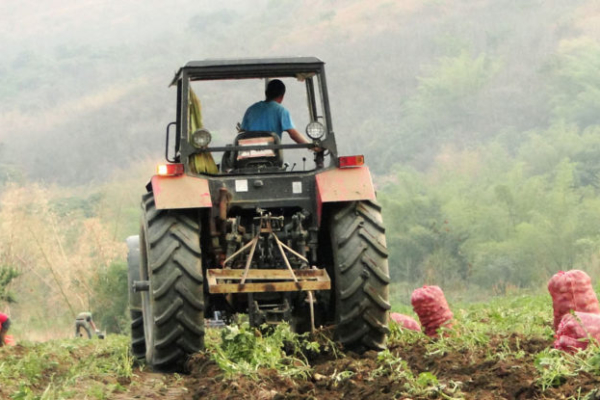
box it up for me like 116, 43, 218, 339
241, 101, 294, 138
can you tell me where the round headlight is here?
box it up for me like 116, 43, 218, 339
306, 121, 326, 140
192, 129, 212, 148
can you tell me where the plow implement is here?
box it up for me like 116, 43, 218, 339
206, 268, 330, 294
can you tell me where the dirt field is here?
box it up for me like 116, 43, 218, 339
2, 329, 600, 399
90, 332, 597, 400
179, 333, 600, 400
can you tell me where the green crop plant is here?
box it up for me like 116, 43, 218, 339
402, 371, 464, 400
534, 342, 600, 393
206, 322, 318, 379
574, 388, 600, 400
310, 328, 343, 360
330, 369, 355, 387
370, 349, 410, 381
454, 293, 553, 338
424, 323, 490, 358
370, 349, 464, 399
534, 348, 578, 390
387, 318, 423, 347
578, 347, 600, 375
0, 335, 133, 399
10, 384, 33, 400
86, 384, 109, 400
487, 337, 527, 362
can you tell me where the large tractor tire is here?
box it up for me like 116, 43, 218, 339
140, 192, 205, 371
126, 235, 146, 360
330, 200, 391, 352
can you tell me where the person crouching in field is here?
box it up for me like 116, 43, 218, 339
74, 312, 100, 339
0, 312, 11, 347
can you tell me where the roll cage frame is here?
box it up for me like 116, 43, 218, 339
166, 57, 338, 171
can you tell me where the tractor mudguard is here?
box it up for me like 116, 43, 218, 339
150, 175, 212, 210
315, 166, 376, 223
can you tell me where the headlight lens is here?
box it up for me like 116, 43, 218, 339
306, 121, 325, 140
192, 129, 212, 148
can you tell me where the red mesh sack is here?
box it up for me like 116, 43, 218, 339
554, 311, 600, 353
4, 334, 15, 346
411, 285, 453, 337
548, 270, 600, 330
389, 312, 421, 332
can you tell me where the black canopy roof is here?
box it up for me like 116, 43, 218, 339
170, 57, 324, 85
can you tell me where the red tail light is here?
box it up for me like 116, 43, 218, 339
338, 155, 365, 168
157, 163, 184, 176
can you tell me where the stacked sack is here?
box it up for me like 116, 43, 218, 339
554, 312, 600, 353
389, 312, 421, 332
411, 285, 453, 337
548, 270, 600, 352
548, 270, 600, 330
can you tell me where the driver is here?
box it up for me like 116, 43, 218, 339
241, 79, 312, 145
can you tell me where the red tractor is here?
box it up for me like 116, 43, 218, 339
127, 57, 390, 371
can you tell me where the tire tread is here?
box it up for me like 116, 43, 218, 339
331, 201, 390, 352
140, 192, 205, 372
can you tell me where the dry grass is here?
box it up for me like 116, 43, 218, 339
0, 164, 150, 336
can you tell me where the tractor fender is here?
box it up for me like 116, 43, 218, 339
150, 175, 213, 210
315, 166, 376, 224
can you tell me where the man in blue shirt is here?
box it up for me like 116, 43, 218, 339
241, 79, 311, 145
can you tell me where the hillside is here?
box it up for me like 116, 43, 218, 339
2, 0, 598, 183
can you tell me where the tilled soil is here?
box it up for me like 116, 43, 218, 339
179, 333, 600, 400
3, 333, 600, 399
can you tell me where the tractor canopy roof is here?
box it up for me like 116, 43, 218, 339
170, 57, 325, 85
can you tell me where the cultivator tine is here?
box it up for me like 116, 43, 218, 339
277, 239, 309, 263
308, 290, 316, 333
240, 236, 259, 286
272, 232, 301, 288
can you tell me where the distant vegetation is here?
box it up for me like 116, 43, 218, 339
0, 165, 149, 338
379, 25, 600, 293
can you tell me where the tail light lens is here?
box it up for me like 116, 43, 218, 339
157, 163, 184, 176
338, 155, 364, 168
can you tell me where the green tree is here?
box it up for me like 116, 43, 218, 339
0, 266, 20, 303
547, 38, 600, 128
389, 51, 501, 167
380, 167, 469, 286
90, 261, 128, 334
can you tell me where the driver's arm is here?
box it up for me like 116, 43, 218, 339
286, 128, 310, 144
286, 128, 322, 152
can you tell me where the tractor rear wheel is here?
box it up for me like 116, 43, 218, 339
140, 192, 205, 371
330, 200, 391, 352
130, 310, 146, 359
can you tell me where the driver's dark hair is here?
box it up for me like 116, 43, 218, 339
265, 79, 286, 101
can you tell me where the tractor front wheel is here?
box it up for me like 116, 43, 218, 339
126, 235, 146, 360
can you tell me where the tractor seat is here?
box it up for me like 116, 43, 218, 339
232, 131, 284, 170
